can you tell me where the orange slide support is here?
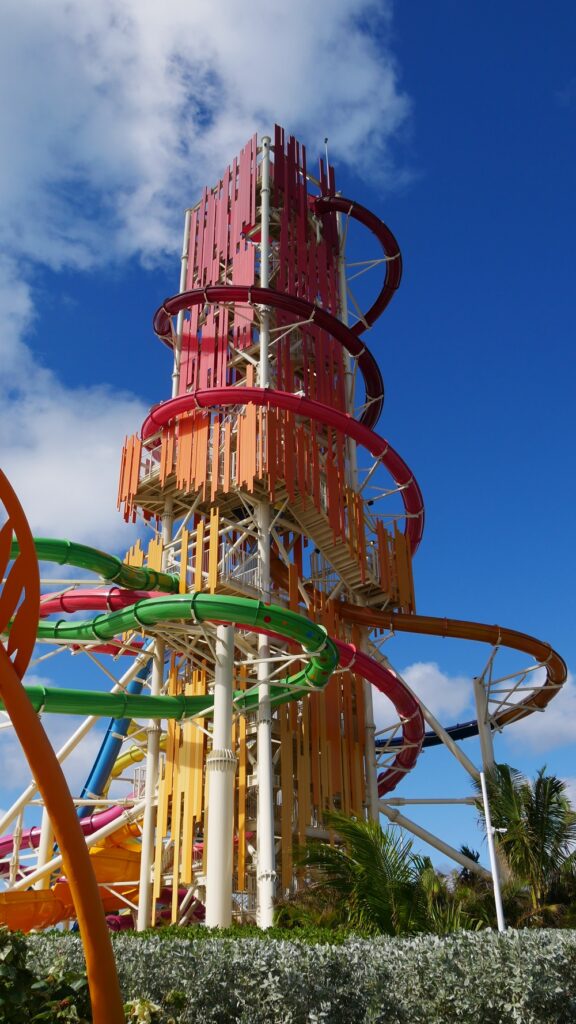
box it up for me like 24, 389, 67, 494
0, 470, 124, 1024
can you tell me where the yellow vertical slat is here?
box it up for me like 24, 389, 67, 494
208, 506, 219, 592
171, 786, 183, 923
147, 536, 163, 572
179, 528, 189, 593
194, 519, 205, 591
125, 538, 144, 567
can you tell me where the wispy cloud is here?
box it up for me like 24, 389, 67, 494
562, 776, 576, 809
0, 0, 409, 271
373, 660, 473, 730
0, 0, 410, 545
506, 671, 576, 753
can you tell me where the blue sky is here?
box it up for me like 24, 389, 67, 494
1, 0, 574, 871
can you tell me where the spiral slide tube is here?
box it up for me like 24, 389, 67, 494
8, 592, 339, 710
341, 607, 567, 737
142, 386, 425, 553
153, 285, 385, 429
34, 570, 426, 793
50, 587, 425, 795
0, 572, 426, 893
311, 195, 402, 335
0, 805, 125, 866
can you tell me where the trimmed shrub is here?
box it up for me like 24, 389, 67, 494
25, 928, 576, 1023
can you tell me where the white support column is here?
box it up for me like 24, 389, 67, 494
338, 204, 379, 822
474, 672, 510, 902
479, 770, 506, 931
256, 135, 276, 928
137, 498, 174, 930
172, 208, 192, 400
473, 675, 495, 771
205, 625, 237, 927
34, 807, 54, 890
256, 501, 276, 927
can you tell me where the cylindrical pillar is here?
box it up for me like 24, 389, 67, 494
479, 770, 506, 931
205, 624, 237, 927
136, 499, 173, 930
473, 675, 495, 770
34, 807, 54, 890
256, 134, 276, 927
172, 208, 192, 399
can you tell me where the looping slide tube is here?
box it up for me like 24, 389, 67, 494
15, 592, 340, 708
11, 539, 179, 595
142, 386, 425, 553
27, 534, 427, 794
153, 286, 385, 429
311, 194, 402, 334
340, 605, 568, 733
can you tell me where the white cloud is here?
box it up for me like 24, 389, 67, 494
0, 370, 146, 547
0, 678, 107, 801
0, 0, 409, 269
506, 671, 576, 753
562, 777, 576, 809
0, 0, 409, 547
372, 660, 474, 730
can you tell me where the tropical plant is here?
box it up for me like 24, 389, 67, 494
478, 764, 576, 925
293, 811, 484, 936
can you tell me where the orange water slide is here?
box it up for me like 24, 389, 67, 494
339, 606, 567, 728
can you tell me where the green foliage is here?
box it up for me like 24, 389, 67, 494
24, 928, 576, 1023
479, 764, 576, 923
0, 926, 90, 1022
294, 811, 486, 935
296, 811, 432, 934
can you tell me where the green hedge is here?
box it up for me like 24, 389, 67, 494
24, 928, 576, 1023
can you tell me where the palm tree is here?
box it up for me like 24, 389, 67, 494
294, 811, 482, 935
479, 764, 576, 924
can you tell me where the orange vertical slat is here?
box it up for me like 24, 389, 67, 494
309, 693, 320, 806
128, 436, 142, 498
176, 416, 194, 492
394, 527, 411, 611
318, 686, 330, 814
376, 521, 391, 595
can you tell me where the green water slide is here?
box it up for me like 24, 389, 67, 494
7, 539, 340, 717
